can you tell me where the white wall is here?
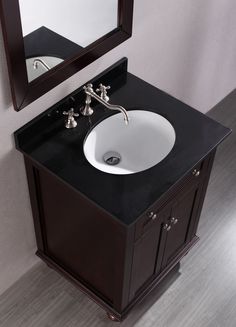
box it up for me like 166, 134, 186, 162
0, 0, 236, 295
19, 0, 118, 47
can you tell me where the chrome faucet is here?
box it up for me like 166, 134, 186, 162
80, 83, 129, 124
33, 58, 51, 71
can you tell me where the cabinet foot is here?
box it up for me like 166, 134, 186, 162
107, 312, 119, 322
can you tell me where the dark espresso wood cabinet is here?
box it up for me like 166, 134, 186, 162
23, 150, 215, 321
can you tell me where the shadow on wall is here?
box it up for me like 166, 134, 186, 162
0, 25, 12, 110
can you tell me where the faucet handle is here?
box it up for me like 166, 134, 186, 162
63, 108, 79, 129
83, 83, 94, 94
96, 83, 111, 102
63, 108, 79, 117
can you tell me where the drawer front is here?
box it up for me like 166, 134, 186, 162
135, 198, 174, 241
135, 156, 209, 240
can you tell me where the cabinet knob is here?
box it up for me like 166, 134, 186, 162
147, 211, 157, 221
192, 169, 200, 177
147, 211, 157, 218
171, 217, 178, 225
163, 224, 171, 231
163, 223, 168, 230
152, 213, 157, 220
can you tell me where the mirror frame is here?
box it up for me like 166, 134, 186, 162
0, 0, 134, 111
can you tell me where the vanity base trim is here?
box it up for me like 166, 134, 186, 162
36, 235, 199, 321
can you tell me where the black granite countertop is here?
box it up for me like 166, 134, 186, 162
15, 58, 231, 226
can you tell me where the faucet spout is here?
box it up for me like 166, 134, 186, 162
83, 84, 129, 124
33, 58, 51, 71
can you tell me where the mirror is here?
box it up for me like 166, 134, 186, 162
0, 0, 133, 111
19, 0, 119, 82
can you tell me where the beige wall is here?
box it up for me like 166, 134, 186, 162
0, 0, 235, 295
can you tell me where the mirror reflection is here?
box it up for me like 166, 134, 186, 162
18, 0, 118, 82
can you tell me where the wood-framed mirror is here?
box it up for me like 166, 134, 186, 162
0, 0, 134, 111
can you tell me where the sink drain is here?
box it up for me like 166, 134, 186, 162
103, 151, 121, 166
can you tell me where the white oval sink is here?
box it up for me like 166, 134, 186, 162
83, 110, 176, 175
26, 56, 64, 82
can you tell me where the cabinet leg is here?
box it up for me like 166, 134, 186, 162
107, 312, 119, 322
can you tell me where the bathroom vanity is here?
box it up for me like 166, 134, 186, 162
15, 59, 230, 321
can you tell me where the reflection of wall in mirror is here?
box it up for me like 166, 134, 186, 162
18, 0, 118, 47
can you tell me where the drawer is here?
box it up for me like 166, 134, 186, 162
173, 159, 206, 191
135, 199, 173, 241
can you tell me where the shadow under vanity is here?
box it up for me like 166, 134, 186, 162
14, 58, 230, 321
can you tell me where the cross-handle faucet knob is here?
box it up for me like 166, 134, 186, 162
96, 83, 111, 102
63, 108, 79, 129
83, 83, 94, 93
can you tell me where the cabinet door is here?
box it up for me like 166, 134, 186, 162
161, 181, 201, 268
129, 205, 171, 299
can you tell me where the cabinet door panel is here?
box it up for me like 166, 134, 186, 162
38, 169, 123, 303
130, 205, 171, 299
161, 182, 200, 268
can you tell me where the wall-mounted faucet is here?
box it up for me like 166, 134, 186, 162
80, 83, 129, 125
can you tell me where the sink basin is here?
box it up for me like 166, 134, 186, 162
83, 110, 176, 175
26, 56, 64, 82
